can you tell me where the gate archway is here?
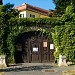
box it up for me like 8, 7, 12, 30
14, 31, 55, 63
7, 24, 55, 63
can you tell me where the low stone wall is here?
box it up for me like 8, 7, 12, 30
62, 70, 75, 75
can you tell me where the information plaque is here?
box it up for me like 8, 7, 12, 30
33, 47, 38, 52
50, 44, 54, 49
43, 42, 47, 47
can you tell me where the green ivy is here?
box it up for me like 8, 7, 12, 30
52, 24, 75, 62
4, 17, 62, 63
1, 5, 75, 63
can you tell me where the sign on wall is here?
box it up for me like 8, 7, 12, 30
33, 47, 38, 52
43, 42, 47, 47
50, 44, 54, 49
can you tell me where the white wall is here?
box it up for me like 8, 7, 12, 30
26, 10, 40, 18
19, 10, 49, 18
19, 10, 26, 18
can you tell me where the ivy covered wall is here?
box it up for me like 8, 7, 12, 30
6, 18, 61, 63
0, 4, 75, 63
52, 4, 75, 62
52, 24, 75, 62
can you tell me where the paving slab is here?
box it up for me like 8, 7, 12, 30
0, 63, 74, 75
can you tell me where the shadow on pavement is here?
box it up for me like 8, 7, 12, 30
0, 65, 53, 72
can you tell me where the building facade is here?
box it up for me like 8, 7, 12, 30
16, 3, 52, 18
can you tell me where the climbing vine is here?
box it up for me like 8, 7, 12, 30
5, 17, 61, 63
52, 24, 75, 62
52, 5, 75, 62
0, 4, 75, 63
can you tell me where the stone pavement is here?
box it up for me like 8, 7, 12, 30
0, 63, 75, 75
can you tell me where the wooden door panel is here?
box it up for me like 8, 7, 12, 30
42, 43, 50, 62
31, 54, 39, 62
15, 31, 55, 63
30, 41, 40, 62
43, 54, 47, 60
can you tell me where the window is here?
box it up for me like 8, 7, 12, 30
20, 14, 24, 18
30, 14, 35, 18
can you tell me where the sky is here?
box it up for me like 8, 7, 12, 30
3, 0, 55, 10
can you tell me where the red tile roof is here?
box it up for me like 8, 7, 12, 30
16, 3, 52, 16
15, 4, 27, 11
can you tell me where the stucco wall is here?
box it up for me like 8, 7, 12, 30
19, 10, 26, 18
19, 10, 49, 18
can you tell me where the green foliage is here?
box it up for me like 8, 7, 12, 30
1, 3, 75, 63
4, 3, 19, 18
8, 17, 62, 27
7, 15, 75, 63
52, 5, 75, 61
6, 17, 63, 63
53, 0, 75, 15
1, 13, 75, 63
52, 24, 75, 62
0, 3, 19, 63
0, 0, 3, 5
4, 3, 14, 12
61, 5, 75, 23
66, 5, 75, 14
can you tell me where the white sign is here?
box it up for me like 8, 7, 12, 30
50, 44, 54, 49
33, 47, 38, 52
43, 42, 47, 47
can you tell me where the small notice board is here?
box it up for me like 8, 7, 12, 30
43, 42, 47, 47
33, 47, 38, 52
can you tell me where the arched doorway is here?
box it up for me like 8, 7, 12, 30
14, 31, 55, 63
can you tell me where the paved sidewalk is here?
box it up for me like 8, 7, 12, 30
0, 63, 75, 75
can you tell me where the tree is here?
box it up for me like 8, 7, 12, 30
3, 3, 19, 19
53, 0, 75, 16
0, 3, 19, 55
52, 4, 75, 62
0, 0, 3, 5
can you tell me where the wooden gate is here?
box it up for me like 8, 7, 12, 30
27, 37, 55, 63
42, 40, 50, 62
15, 31, 55, 63
29, 41, 41, 62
